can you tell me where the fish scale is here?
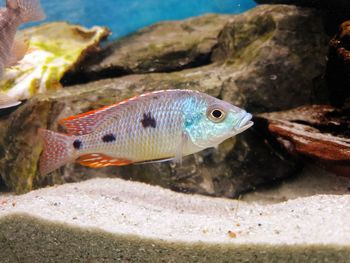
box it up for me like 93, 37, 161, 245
77, 92, 185, 161
39, 89, 253, 175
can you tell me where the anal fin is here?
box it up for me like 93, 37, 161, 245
77, 153, 132, 168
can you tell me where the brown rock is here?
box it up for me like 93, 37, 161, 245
256, 105, 350, 176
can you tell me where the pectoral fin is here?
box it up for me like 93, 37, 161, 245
174, 131, 189, 166
0, 93, 21, 109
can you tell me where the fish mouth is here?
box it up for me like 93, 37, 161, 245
233, 112, 254, 134
238, 112, 253, 128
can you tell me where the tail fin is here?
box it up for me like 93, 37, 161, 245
0, 92, 21, 109
7, 0, 46, 23
38, 128, 74, 175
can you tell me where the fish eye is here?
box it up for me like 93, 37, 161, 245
208, 108, 226, 122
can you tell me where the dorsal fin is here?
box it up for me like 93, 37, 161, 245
59, 93, 145, 135
58, 90, 182, 135
59, 103, 121, 135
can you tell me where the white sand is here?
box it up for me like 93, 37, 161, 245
0, 166, 349, 262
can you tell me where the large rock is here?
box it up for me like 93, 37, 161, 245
63, 14, 232, 85
0, 175, 349, 262
71, 4, 329, 113
212, 5, 329, 113
0, 5, 330, 194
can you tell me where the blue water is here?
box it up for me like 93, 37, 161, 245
26, 0, 256, 39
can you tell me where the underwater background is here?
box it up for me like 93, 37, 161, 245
28, 0, 256, 38
0, 0, 350, 261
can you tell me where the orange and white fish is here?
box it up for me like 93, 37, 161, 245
0, 0, 45, 109
39, 90, 253, 175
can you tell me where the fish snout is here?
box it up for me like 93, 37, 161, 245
238, 112, 253, 129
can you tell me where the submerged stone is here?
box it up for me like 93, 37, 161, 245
63, 14, 231, 85
212, 5, 329, 113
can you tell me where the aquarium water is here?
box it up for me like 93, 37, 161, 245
27, 0, 256, 39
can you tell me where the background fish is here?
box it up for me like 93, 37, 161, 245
0, 0, 45, 109
39, 89, 253, 175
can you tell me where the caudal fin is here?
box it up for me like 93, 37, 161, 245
7, 0, 46, 23
0, 93, 21, 109
38, 128, 74, 175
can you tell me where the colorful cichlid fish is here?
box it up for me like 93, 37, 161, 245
39, 90, 253, 175
0, 0, 45, 109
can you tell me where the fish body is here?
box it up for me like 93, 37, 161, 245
0, 0, 45, 109
39, 90, 253, 175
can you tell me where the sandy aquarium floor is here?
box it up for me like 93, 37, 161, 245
0, 165, 349, 262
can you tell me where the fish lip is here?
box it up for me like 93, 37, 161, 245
238, 120, 254, 132
238, 112, 253, 129
232, 112, 254, 134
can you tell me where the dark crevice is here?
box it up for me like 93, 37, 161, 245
60, 50, 214, 86
292, 119, 350, 138
61, 66, 133, 86
253, 117, 302, 159
0, 175, 7, 192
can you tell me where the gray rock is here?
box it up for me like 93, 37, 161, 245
0, 5, 330, 195
64, 14, 231, 85
75, 5, 330, 113
213, 5, 329, 113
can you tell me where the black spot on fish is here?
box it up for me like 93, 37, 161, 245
73, 140, 82, 150
141, 112, 156, 128
102, 133, 116, 143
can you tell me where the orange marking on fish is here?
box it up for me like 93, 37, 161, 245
59, 105, 116, 124
59, 93, 150, 124
77, 153, 133, 168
